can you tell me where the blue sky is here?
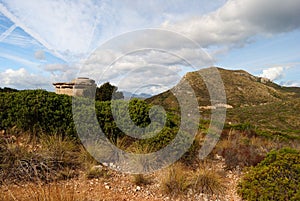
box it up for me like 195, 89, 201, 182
0, 0, 299, 94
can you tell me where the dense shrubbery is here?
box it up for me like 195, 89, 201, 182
0, 90, 141, 139
0, 90, 75, 137
0, 87, 18, 93
0, 90, 180, 150
238, 148, 300, 201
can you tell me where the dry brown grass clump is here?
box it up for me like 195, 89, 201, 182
189, 164, 226, 196
214, 130, 274, 170
131, 174, 152, 186
160, 163, 189, 196
160, 162, 226, 198
0, 133, 81, 184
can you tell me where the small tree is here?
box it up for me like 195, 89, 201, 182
96, 82, 123, 101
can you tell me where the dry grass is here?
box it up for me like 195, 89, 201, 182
39, 134, 78, 166
189, 164, 226, 196
160, 163, 190, 196
131, 174, 152, 186
214, 130, 276, 169
77, 145, 98, 170
159, 161, 227, 198
0, 182, 88, 201
0, 133, 82, 184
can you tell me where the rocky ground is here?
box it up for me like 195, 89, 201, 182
0, 158, 243, 201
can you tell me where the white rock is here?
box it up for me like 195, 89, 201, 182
136, 186, 141, 191
215, 154, 222, 160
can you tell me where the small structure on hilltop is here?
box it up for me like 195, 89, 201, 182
53, 77, 96, 96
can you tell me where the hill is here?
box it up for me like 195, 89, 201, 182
147, 67, 300, 137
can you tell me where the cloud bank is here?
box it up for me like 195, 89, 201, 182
0, 68, 49, 89
3, 0, 300, 61
164, 0, 300, 48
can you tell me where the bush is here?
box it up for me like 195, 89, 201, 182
238, 148, 300, 201
0, 90, 75, 137
215, 131, 265, 170
189, 165, 226, 196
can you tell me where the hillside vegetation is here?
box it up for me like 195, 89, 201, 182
147, 67, 300, 138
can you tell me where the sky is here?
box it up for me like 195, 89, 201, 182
0, 0, 299, 94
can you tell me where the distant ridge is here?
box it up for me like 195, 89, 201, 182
122, 91, 152, 100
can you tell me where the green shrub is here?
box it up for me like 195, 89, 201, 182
238, 148, 300, 201
0, 90, 75, 137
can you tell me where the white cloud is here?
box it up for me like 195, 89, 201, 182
76, 43, 213, 94
76, 53, 180, 94
0, 68, 50, 89
163, 0, 300, 48
34, 50, 45, 60
44, 63, 68, 72
43, 63, 79, 84
259, 66, 285, 81
1, 0, 300, 59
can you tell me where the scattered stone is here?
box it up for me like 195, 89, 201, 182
0, 130, 5, 136
215, 154, 223, 160
135, 186, 141, 191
